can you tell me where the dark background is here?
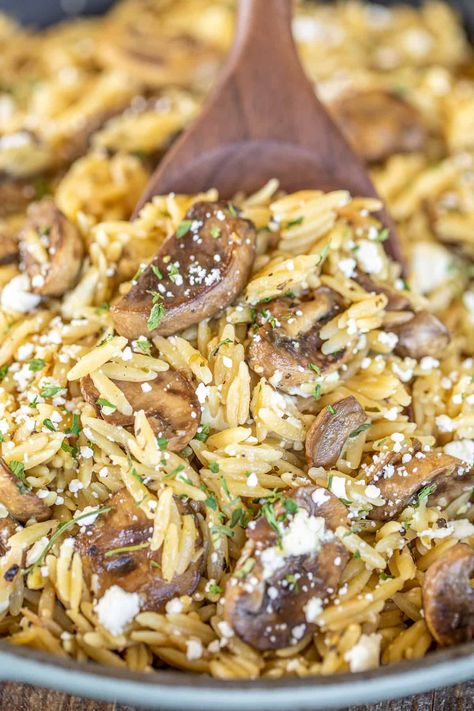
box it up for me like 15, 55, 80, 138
0, 0, 473, 37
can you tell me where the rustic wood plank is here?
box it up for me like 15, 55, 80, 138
1, 680, 473, 711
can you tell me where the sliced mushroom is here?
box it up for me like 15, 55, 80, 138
112, 201, 256, 340
391, 311, 450, 360
248, 288, 350, 393
353, 271, 411, 312
18, 198, 84, 297
306, 396, 368, 469
77, 488, 205, 609
223, 486, 349, 650
0, 458, 50, 523
427, 470, 474, 510
423, 543, 474, 646
330, 90, 426, 163
367, 450, 461, 521
0, 517, 17, 557
80, 367, 200, 452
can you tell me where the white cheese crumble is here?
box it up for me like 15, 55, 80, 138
261, 511, 329, 579
186, 639, 203, 660
303, 596, 323, 624
95, 585, 141, 636
356, 240, 384, 274
344, 633, 382, 672
1, 274, 41, 314
246, 472, 258, 488
329, 476, 348, 500
443, 439, 474, 466
165, 597, 183, 614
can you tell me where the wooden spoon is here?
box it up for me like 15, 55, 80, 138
136, 0, 402, 263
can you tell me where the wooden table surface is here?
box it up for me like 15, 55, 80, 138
0, 681, 473, 711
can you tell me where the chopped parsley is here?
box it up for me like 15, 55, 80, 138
211, 338, 233, 356
209, 461, 220, 474
151, 264, 163, 280
353, 550, 362, 560
0, 364, 9, 381
61, 441, 78, 457
313, 384, 321, 400
309, 363, 321, 375
65, 414, 81, 437
96, 397, 116, 411
94, 303, 110, 315
42, 418, 56, 432
379, 571, 394, 581
104, 541, 150, 558
374, 228, 389, 242
286, 216, 304, 229
210, 524, 234, 539
207, 582, 222, 595
168, 263, 181, 283
233, 557, 255, 578
147, 291, 165, 331
28, 358, 45, 372
9, 460, 29, 493
349, 422, 371, 438
40, 384, 63, 398
416, 483, 437, 506
176, 219, 192, 238
156, 436, 168, 451
327, 404, 336, 415
164, 464, 185, 480
286, 573, 299, 592
227, 203, 238, 218
194, 424, 210, 442
97, 332, 114, 347
135, 337, 152, 355
210, 225, 221, 239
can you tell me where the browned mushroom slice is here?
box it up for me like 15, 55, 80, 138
223, 486, 349, 650
391, 311, 449, 360
306, 396, 368, 469
18, 198, 84, 297
0, 235, 18, 266
77, 488, 204, 609
427, 470, 474, 510
353, 271, 411, 312
111, 201, 256, 340
248, 288, 350, 393
367, 451, 460, 521
423, 543, 474, 646
80, 368, 200, 452
330, 90, 426, 163
0, 517, 17, 556
0, 458, 50, 523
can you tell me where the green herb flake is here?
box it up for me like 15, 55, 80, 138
42, 418, 56, 432
210, 225, 221, 239
207, 582, 222, 595
209, 461, 220, 474
9, 460, 29, 493
104, 541, 150, 558
261, 501, 281, 540
416, 483, 437, 506
349, 422, 371, 438
94, 303, 110, 315
353, 550, 361, 560
0, 364, 9, 381
164, 464, 185, 480
379, 571, 394, 581
211, 524, 235, 539
151, 264, 163, 280
211, 338, 233, 356
65, 414, 81, 437
194, 424, 210, 442
374, 228, 389, 242
309, 363, 321, 375
167, 263, 181, 283
284, 498, 298, 515
286, 216, 304, 229
40, 384, 63, 398
135, 337, 152, 355
97, 332, 114, 348
313, 384, 321, 400
28, 358, 45, 372
156, 436, 168, 451
286, 573, 299, 593
327, 404, 336, 415
130, 467, 144, 484
147, 292, 165, 331
227, 203, 238, 218
233, 557, 255, 578
61, 441, 78, 457
176, 219, 192, 238
96, 397, 116, 411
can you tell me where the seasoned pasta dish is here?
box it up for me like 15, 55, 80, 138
0, 0, 473, 680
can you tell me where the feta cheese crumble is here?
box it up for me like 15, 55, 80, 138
95, 585, 141, 636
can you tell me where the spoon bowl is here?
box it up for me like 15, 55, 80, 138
136, 0, 402, 264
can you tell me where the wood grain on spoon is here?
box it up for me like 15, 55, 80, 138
134, 0, 402, 264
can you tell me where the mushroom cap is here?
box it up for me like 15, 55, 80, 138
248, 288, 350, 393
366, 450, 461, 521
0, 458, 50, 523
305, 396, 367, 469
0, 517, 17, 556
423, 543, 474, 646
223, 486, 349, 650
76, 488, 205, 610
428, 470, 474, 510
80, 367, 201, 452
330, 89, 426, 163
19, 198, 84, 297
353, 270, 411, 312
392, 311, 450, 360
111, 201, 256, 339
